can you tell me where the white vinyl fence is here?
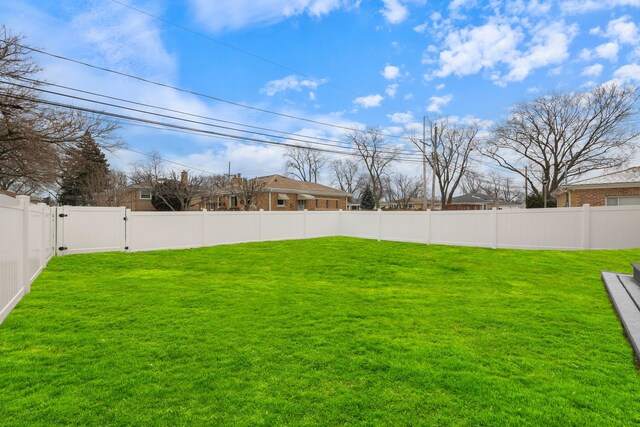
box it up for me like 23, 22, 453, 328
0, 195, 55, 324
1, 194, 639, 324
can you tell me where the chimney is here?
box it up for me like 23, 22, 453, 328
231, 173, 242, 186
181, 170, 188, 187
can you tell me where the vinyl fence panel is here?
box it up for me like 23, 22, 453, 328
431, 210, 495, 248
261, 211, 305, 241
590, 206, 640, 249
0, 195, 55, 324
203, 211, 261, 246
340, 211, 380, 240
496, 208, 584, 250
127, 211, 204, 252
380, 211, 429, 243
0, 195, 25, 324
305, 211, 341, 238
57, 206, 126, 255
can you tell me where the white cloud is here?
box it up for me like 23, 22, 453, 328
433, 21, 522, 78
260, 75, 327, 96
387, 111, 414, 124
353, 94, 384, 108
71, 3, 176, 78
449, 0, 476, 12
605, 16, 639, 45
381, 64, 401, 80
431, 19, 576, 84
309, 91, 317, 101
435, 83, 445, 90
581, 63, 604, 77
385, 83, 399, 97
502, 21, 578, 83
414, 22, 428, 33
560, 0, 640, 14
611, 63, 640, 84
427, 94, 453, 113
595, 42, 620, 61
380, 0, 408, 24
404, 93, 414, 100
189, 0, 357, 32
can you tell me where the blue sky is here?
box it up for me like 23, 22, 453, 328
2, 0, 639, 182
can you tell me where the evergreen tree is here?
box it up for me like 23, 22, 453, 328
526, 193, 557, 209
151, 181, 186, 211
58, 131, 110, 205
360, 183, 375, 210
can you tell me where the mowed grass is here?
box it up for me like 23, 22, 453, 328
1, 237, 640, 426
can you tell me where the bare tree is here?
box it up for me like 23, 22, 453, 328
330, 158, 366, 201
284, 144, 327, 183
461, 170, 484, 194
461, 170, 523, 203
423, 120, 480, 210
485, 85, 640, 204
347, 127, 399, 208
480, 172, 523, 204
129, 152, 205, 211
230, 176, 266, 211
0, 27, 120, 196
384, 173, 422, 209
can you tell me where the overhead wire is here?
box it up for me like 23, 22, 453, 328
9, 77, 421, 157
0, 91, 426, 163
20, 44, 414, 142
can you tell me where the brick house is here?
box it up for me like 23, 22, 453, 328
445, 192, 522, 210
216, 174, 349, 211
552, 166, 640, 207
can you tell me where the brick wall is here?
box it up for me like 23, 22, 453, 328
219, 192, 347, 211
567, 187, 640, 207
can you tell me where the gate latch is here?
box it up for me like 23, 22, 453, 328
58, 213, 68, 218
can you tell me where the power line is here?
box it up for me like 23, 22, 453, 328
20, 44, 414, 142
11, 77, 421, 157
2, 91, 425, 163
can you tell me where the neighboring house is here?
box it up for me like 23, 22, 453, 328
446, 193, 522, 210
216, 174, 349, 211
120, 182, 155, 211
552, 166, 640, 207
381, 198, 440, 210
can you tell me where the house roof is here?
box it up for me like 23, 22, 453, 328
219, 174, 348, 197
257, 175, 348, 196
449, 192, 519, 206
560, 166, 640, 190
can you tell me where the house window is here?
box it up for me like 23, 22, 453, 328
140, 190, 151, 200
606, 196, 640, 206
315, 199, 318, 208
325, 199, 329, 208
277, 198, 286, 207
230, 195, 238, 208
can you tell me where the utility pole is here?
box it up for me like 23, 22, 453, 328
524, 166, 528, 209
422, 116, 427, 211
543, 178, 548, 208
431, 125, 438, 210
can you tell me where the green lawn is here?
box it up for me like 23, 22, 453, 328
1, 237, 640, 426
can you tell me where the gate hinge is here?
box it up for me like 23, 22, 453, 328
58, 213, 68, 218
123, 216, 128, 221
58, 246, 68, 251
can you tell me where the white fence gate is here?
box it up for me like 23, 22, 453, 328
56, 206, 127, 255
